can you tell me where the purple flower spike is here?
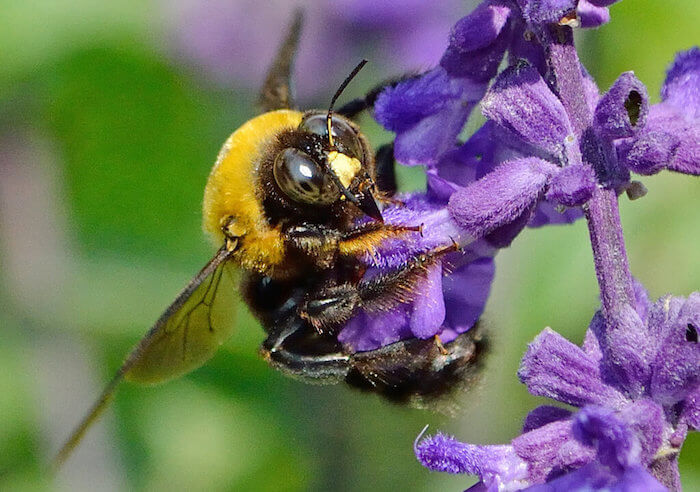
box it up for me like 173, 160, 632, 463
481, 63, 575, 161
593, 72, 649, 140
448, 157, 558, 239
420, 284, 699, 488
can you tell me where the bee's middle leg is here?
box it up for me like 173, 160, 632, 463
300, 241, 459, 334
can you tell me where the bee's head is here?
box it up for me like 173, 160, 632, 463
270, 111, 383, 221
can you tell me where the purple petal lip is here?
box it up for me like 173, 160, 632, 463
337, 194, 495, 353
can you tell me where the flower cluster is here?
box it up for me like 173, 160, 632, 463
344, 0, 700, 490
417, 287, 699, 490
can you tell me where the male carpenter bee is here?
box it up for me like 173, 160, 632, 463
55, 12, 485, 467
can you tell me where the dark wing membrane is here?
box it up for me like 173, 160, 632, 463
53, 246, 236, 469
257, 9, 304, 112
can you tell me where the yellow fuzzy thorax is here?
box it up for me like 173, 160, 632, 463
202, 109, 303, 274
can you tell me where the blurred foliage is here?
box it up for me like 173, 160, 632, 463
0, 1, 698, 491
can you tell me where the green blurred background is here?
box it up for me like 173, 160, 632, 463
0, 1, 698, 490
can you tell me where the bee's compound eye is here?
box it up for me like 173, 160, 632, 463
299, 114, 363, 159
273, 148, 339, 205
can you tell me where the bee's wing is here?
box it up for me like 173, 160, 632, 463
125, 248, 238, 383
54, 245, 237, 469
258, 9, 303, 111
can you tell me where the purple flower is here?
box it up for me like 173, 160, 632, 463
375, 67, 486, 166
616, 48, 700, 176
526, 407, 666, 492
337, 190, 497, 353
517, 0, 618, 29
445, 63, 602, 241
415, 285, 700, 490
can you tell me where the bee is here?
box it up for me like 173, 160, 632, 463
54, 11, 485, 467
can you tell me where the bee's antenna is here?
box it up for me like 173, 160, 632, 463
326, 59, 368, 148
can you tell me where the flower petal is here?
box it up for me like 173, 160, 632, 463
618, 399, 665, 466
518, 328, 628, 408
508, 23, 547, 75
526, 463, 666, 492
338, 307, 412, 352
448, 157, 558, 239
512, 419, 593, 483
409, 263, 447, 338
440, 9, 512, 82
650, 292, 700, 404
600, 304, 653, 399
593, 72, 649, 140
518, 0, 577, 27
415, 432, 528, 487
527, 201, 583, 227
482, 63, 575, 159
446, 1, 512, 53
545, 164, 596, 207
660, 47, 700, 119
523, 405, 573, 432
577, 0, 611, 28
572, 406, 640, 471
375, 67, 486, 166
679, 386, 700, 430
393, 98, 474, 166
440, 256, 495, 343
585, 0, 620, 6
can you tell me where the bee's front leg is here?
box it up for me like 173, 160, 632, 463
285, 222, 420, 269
